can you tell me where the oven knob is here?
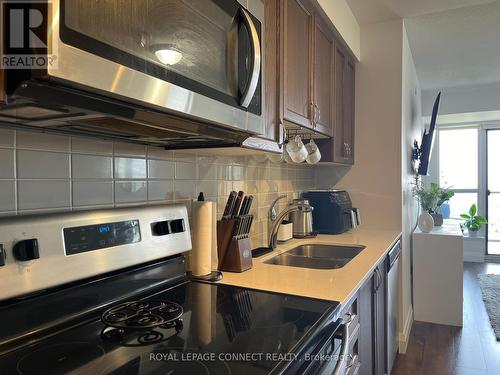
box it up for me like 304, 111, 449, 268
170, 219, 185, 233
152, 221, 170, 236
0, 244, 5, 266
13, 239, 40, 261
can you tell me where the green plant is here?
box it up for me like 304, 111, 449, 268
412, 181, 453, 213
436, 187, 455, 212
460, 204, 487, 232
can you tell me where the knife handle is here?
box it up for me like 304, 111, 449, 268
223, 191, 237, 220
232, 191, 244, 218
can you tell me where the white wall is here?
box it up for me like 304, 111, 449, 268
401, 21, 423, 351
317, 19, 403, 230
317, 0, 361, 60
316, 18, 423, 352
422, 83, 500, 116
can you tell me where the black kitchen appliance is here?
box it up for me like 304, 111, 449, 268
0, 204, 347, 374
302, 190, 353, 234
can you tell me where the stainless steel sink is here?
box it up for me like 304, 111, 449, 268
264, 244, 366, 270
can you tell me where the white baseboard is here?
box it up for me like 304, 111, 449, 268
398, 306, 413, 354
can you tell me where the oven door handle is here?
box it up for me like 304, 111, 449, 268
333, 322, 350, 375
240, 8, 261, 108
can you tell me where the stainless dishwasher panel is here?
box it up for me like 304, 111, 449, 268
387, 239, 401, 374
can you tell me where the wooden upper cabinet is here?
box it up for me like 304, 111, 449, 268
261, 0, 280, 142
344, 58, 356, 164
333, 44, 347, 163
332, 44, 355, 164
241, 0, 283, 152
312, 17, 335, 136
282, 0, 314, 128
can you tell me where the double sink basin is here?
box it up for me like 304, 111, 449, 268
264, 244, 366, 270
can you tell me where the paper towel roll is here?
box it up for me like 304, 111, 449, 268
190, 201, 218, 276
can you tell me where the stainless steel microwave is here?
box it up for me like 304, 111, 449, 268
0, 0, 264, 148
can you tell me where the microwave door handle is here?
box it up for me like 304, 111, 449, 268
240, 8, 261, 108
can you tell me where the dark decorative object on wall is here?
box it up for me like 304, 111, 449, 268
412, 92, 441, 176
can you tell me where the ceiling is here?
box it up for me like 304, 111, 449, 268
346, 0, 497, 25
347, 0, 500, 90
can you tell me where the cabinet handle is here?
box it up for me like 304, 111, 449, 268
343, 142, 347, 157
310, 102, 315, 127
314, 103, 320, 125
376, 267, 383, 291
344, 311, 355, 325
373, 267, 381, 292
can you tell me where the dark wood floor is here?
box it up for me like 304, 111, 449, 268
392, 262, 500, 375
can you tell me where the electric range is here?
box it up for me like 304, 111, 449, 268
0, 205, 346, 375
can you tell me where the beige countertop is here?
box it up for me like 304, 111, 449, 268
218, 228, 401, 305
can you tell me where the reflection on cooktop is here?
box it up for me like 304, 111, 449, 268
16, 342, 105, 375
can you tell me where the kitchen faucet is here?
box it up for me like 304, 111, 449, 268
268, 200, 312, 250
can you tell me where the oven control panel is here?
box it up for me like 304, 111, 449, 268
0, 204, 192, 301
63, 220, 141, 255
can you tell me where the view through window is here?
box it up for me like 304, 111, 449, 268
439, 128, 478, 220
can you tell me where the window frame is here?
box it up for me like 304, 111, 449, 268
430, 122, 500, 257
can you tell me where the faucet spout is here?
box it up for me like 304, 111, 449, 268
268, 202, 312, 250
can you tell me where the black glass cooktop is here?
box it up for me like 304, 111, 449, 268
0, 280, 339, 375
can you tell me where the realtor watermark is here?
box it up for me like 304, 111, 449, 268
1, 1, 57, 69
149, 352, 353, 363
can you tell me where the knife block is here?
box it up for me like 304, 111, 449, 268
220, 237, 253, 272
216, 219, 237, 269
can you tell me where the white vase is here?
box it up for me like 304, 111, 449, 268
468, 229, 479, 238
418, 212, 434, 233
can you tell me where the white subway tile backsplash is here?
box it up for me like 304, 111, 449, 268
16, 131, 70, 151
114, 142, 147, 157
2, 129, 320, 247
72, 154, 113, 179
0, 149, 15, 179
0, 129, 15, 147
73, 181, 113, 206
174, 180, 195, 200
148, 180, 174, 201
72, 138, 113, 155
198, 163, 223, 180
115, 158, 147, 179
115, 181, 147, 203
148, 159, 174, 179
147, 147, 174, 160
18, 180, 71, 210
17, 150, 70, 179
0, 181, 15, 211
196, 180, 218, 197
175, 162, 197, 180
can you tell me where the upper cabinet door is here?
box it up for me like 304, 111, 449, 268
313, 17, 335, 137
333, 44, 347, 163
282, 0, 314, 128
344, 58, 356, 164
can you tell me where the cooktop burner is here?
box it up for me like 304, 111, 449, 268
101, 300, 183, 330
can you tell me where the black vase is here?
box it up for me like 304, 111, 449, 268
430, 212, 443, 226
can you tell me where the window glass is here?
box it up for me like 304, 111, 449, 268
442, 192, 478, 220
439, 128, 478, 189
